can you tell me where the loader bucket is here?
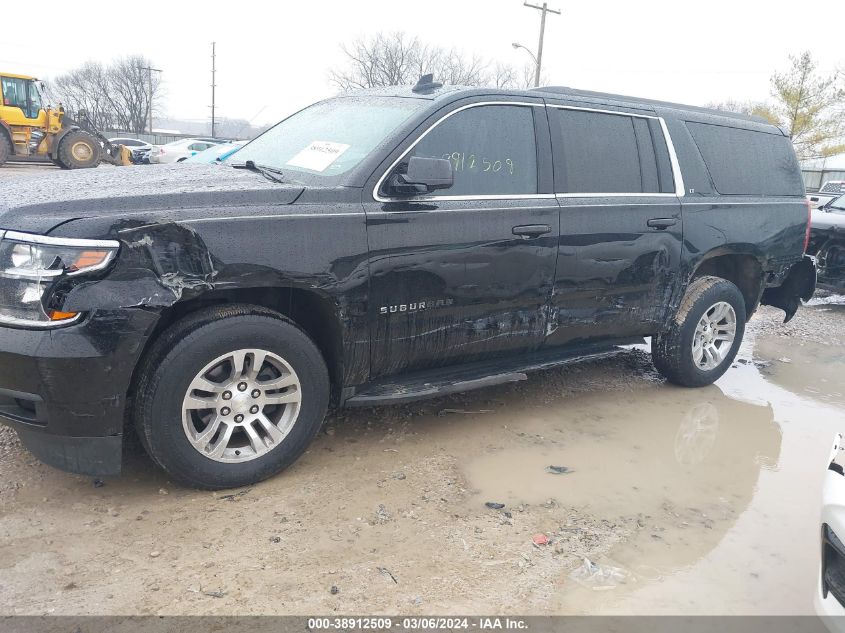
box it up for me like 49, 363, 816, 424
101, 144, 134, 166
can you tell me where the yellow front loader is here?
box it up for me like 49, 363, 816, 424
0, 72, 132, 169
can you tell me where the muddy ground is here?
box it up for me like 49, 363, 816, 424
1, 291, 843, 616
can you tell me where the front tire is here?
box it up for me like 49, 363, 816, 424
652, 276, 746, 387
57, 130, 100, 169
133, 305, 330, 489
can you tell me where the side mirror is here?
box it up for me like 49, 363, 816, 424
388, 156, 453, 195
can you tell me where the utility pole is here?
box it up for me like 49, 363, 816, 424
141, 65, 162, 135
523, 1, 560, 88
210, 42, 217, 137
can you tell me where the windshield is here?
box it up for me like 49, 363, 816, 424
830, 194, 845, 212
225, 96, 425, 182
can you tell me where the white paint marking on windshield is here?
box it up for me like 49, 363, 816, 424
285, 140, 350, 172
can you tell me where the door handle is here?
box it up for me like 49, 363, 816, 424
512, 224, 552, 238
647, 218, 677, 230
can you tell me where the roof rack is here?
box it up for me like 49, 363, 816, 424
532, 86, 766, 123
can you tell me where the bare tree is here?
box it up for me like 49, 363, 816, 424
47, 62, 115, 130
329, 32, 532, 91
106, 56, 162, 133
48, 55, 163, 133
492, 63, 519, 89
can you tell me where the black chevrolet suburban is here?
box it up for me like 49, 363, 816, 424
0, 81, 816, 489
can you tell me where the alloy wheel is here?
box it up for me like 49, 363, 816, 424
181, 349, 302, 463
691, 301, 737, 371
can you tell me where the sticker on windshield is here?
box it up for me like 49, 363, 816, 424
286, 141, 350, 172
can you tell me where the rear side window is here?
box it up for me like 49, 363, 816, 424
686, 122, 803, 196
551, 108, 672, 194
408, 104, 538, 196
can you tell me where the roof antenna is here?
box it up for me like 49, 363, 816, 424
412, 74, 443, 94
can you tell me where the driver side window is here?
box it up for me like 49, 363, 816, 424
407, 104, 538, 197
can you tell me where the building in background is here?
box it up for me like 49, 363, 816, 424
801, 153, 845, 192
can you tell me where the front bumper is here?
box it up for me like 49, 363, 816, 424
817, 436, 845, 632
0, 309, 157, 476
816, 583, 845, 633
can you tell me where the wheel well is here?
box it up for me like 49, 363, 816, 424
130, 287, 344, 398
691, 255, 764, 318
49, 127, 75, 158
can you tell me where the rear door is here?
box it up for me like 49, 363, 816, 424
363, 98, 559, 379
544, 102, 683, 347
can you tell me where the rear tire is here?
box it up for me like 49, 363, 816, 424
133, 305, 330, 489
57, 130, 100, 169
652, 276, 746, 387
0, 133, 11, 167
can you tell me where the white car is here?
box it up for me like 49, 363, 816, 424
148, 138, 225, 164
815, 434, 845, 631
108, 137, 153, 152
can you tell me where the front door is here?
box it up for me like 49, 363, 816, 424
544, 103, 683, 347
363, 99, 559, 379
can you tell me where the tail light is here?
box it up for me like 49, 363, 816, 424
804, 198, 812, 253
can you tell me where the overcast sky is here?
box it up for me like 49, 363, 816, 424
1, 0, 842, 129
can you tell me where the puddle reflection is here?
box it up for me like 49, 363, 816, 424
465, 384, 779, 516
464, 382, 781, 601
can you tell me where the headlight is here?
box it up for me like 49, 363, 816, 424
0, 230, 119, 328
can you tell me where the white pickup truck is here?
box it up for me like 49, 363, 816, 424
809, 180, 845, 209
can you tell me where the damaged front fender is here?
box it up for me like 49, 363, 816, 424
760, 255, 817, 323
56, 221, 217, 313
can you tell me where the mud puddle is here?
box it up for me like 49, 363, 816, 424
754, 337, 845, 407
465, 387, 776, 514
463, 318, 844, 614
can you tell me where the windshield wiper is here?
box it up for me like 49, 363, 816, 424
232, 160, 286, 183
